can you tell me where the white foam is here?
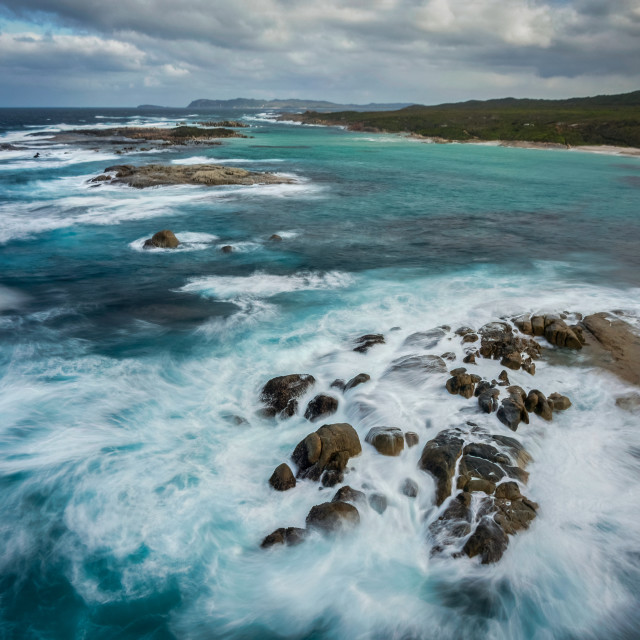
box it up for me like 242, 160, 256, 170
171, 156, 285, 165
179, 270, 354, 300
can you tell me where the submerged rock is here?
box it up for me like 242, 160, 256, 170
143, 229, 180, 249
385, 354, 447, 379
306, 501, 360, 533
405, 432, 419, 448
261, 527, 307, 548
418, 429, 465, 505
403, 327, 447, 349
400, 478, 419, 498
332, 485, 366, 504
344, 373, 371, 391
260, 373, 316, 418
269, 234, 283, 241
353, 333, 385, 353
292, 423, 362, 482
368, 493, 388, 514
365, 427, 405, 456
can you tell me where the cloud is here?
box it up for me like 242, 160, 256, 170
0, 0, 638, 106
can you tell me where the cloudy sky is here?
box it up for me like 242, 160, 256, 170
0, 0, 639, 107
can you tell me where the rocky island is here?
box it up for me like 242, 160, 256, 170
89, 163, 294, 188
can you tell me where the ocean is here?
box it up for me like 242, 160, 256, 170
0, 107, 639, 639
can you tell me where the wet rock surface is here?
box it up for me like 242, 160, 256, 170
261, 527, 307, 548
260, 374, 316, 418
418, 429, 465, 506
365, 427, 405, 456
143, 229, 180, 249
306, 501, 360, 533
344, 373, 371, 391
353, 334, 385, 353
304, 394, 339, 422
269, 463, 296, 491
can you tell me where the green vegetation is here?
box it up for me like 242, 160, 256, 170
289, 91, 640, 147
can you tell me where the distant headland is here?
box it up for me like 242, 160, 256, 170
182, 98, 412, 112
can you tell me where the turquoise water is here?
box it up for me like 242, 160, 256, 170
0, 108, 639, 639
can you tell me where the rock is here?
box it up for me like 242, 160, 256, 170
455, 327, 474, 337
400, 478, 419, 498
418, 429, 465, 505
544, 315, 582, 350
531, 315, 545, 336
441, 352, 456, 362
385, 355, 447, 379
332, 486, 365, 504
321, 469, 344, 487
507, 386, 527, 403
615, 392, 640, 412
497, 370, 510, 386
221, 245, 234, 253
494, 495, 538, 535
463, 517, 509, 564
458, 477, 496, 494
403, 327, 446, 349
490, 435, 532, 468
429, 491, 473, 542
369, 493, 388, 514
548, 392, 572, 411
501, 352, 522, 371
261, 527, 307, 548
445, 369, 477, 399
525, 390, 553, 421
344, 373, 370, 391
458, 455, 506, 485
365, 427, 405, 456
474, 380, 493, 397
304, 395, 339, 422
514, 315, 533, 335
306, 501, 360, 533
497, 395, 529, 431
478, 388, 499, 413
330, 379, 346, 391
353, 334, 385, 353
269, 463, 296, 491
494, 481, 521, 500
292, 423, 362, 481
462, 333, 479, 344
261, 373, 316, 418
582, 312, 640, 386
463, 352, 477, 364
405, 432, 419, 447
102, 163, 293, 188
522, 357, 536, 375
143, 229, 180, 249
89, 174, 111, 183
462, 443, 510, 465
269, 234, 283, 241
478, 321, 542, 369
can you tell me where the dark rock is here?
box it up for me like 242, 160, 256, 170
445, 369, 477, 399
494, 495, 538, 535
507, 386, 526, 403
321, 470, 344, 487
463, 443, 510, 465
306, 501, 360, 533
429, 491, 472, 542
369, 493, 388, 514
544, 315, 582, 350
143, 229, 180, 249
522, 357, 536, 375
292, 423, 362, 481
304, 394, 339, 422
221, 245, 234, 253
474, 380, 493, 397
531, 315, 545, 336
463, 517, 509, 564
269, 463, 296, 491
497, 396, 529, 431
490, 435, 532, 468
365, 427, 405, 456
344, 373, 371, 391
463, 352, 477, 364
513, 315, 533, 335
462, 333, 479, 343
353, 334, 385, 353
405, 432, 419, 447
418, 430, 464, 505
494, 481, 521, 500
458, 455, 505, 485
497, 370, 510, 386
89, 174, 111, 183
478, 389, 499, 413
403, 327, 446, 349
385, 354, 447, 379
478, 321, 542, 369
525, 390, 553, 421
458, 477, 496, 494
548, 392, 572, 411
330, 378, 346, 392
332, 485, 365, 504
615, 392, 640, 412
400, 478, 419, 497
261, 373, 316, 418
501, 352, 522, 370
269, 234, 283, 241
441, 352, 456, 362
261, 527, 307, 548
455, 327, 475, 337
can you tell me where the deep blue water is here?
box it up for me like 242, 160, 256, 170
0, 107, 639, 639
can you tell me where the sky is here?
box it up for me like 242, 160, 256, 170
0, 0, 639, 107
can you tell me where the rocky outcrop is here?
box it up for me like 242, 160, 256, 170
445, 368, 481, 399
260, 374, 316, 418
403, 327, 447, 349
365, 427, 405, 456
332, 485, 365, 504
353, 334, 385, 353
292, 423, 362, 483
306, 501, 360, 533
514, 313, 584, 350
385, 355, 447, 380
98, 163, 293, 188
143, 229, 180, 249
497, 388, 529, 431
269, 463, 296, 491
304, 395, 339, 422
368, 493, 388, 514
478, 322, 541, 374
418, 429, 465, 505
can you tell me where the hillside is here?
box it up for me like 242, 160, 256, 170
186, 98, 411, 112
282, 91, 640, 147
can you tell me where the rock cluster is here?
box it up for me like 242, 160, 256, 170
514, 313, 584, 349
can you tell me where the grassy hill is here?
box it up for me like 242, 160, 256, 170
285, 91, 640, 147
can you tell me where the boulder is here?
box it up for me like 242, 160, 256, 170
615, 392, 640, 412
405, 432, 419, 448
143, 229, 180, 249
462, 517, 509, 564
344, 373, 371, 391
400, 478, 419, 498
494, 495, 538, 535
292, 423, 362, 481
543, 315, 582, 349
429, 491, 473, 543
261, 373, 316, 418
497, 394, 529, 431
478, 388, 499, 413
221, 245, 234, 253
269, 463, 296, 491
462, 443, 511, 466
457, 455, 505, 486
353, 334, 385, 353
306, 501, 360, 533
478, 321, 542, 370
368, 493, 388, 514
548, 392, 572, 411
332, 485, 365, 504
304, 394, 339, 422
403, 327, 447, 349
445, 368, 479, 399
490, 435, 532, 468
330, 379, 346, 391
269, 234, 283, 241
261, 527, 307, 548
441, 351, 456, 362
418, 429, 465, 505
462, 333, 479, 344
497, 370, 510, 386
385, 355, 447, 379
365, 427, 405, 456
463, 352, 477, 364
525, 390, 553, 421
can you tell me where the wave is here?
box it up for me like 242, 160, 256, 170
179, 270, 354, 300
171, 156, 285, 165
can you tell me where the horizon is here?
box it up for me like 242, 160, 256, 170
1, 1, 639, 107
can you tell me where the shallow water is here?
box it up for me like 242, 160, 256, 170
0, 107, 639, 639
